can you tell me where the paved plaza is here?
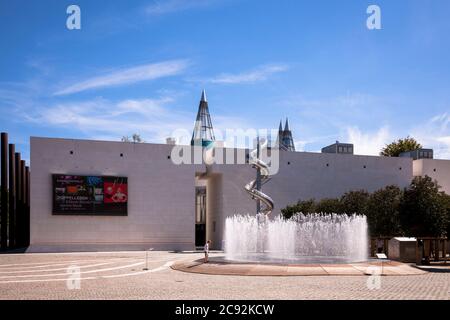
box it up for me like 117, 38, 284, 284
172, 258, 426, 276
0, 251, 449, 300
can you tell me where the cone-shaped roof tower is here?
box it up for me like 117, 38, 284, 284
191, 90, 215, 147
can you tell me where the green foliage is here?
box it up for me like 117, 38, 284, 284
366, 185, 402, 236
314, 198, 343, 214
281, 177, 450, 238
443, 193, 450, 236
399, 176, 448, 237
380, 136, 422, 157
280, 191, 370, 219
281, 199, 315, 219
340, 190, 369, 215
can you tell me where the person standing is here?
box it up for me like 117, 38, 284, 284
377, 238, 384, 254
204, 240, 211, 263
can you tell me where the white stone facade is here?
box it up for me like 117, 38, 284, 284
29, 137, 449, 252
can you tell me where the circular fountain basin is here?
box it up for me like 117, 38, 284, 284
171, 257, 426, 276
221, 255, 368, 265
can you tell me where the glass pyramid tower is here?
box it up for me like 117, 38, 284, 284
191, 90, 215, 147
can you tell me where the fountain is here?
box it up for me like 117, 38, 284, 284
225, 213, 368, 264
224, 137, 369, 264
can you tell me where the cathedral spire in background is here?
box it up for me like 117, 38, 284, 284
282, 117, 295, 151
275, 120, 284, 150
275, 118, 295, 151
284, 118, 290, 132
200, 89, 207, 102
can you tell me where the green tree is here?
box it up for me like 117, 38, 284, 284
281, 199, 315, 219
399, 176, 448, 237
340, 190, 369, 215
315, 198, 343, 214
366, 185, 402, 236
380, 137, 422, 157
281, 178, 449, 236
442, 193, 450, 237
281, 197, 344, 218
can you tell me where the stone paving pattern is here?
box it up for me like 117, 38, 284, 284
172, 259, 426, 276
0, 251, 449, 300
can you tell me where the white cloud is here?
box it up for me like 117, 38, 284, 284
336, 113, 450, 159
344, 126, 392, 156
114, 97, 174, 116
294, 140, 309, 152
281, 92, 386, 135
206, 64, 289, 84
54, 60, 189, 95
411, 113, 450, 159
279, 92, 388, 153
26, 96, 190, 143
283, 92, 376, 110
145, 0, 217, 15
25, 95, 253, 146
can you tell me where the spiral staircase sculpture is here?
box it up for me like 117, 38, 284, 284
244, 138, 274, 216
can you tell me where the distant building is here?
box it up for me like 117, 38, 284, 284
276, 118, 295, 151
399, 149, 434, 160
322, 141, 354, 155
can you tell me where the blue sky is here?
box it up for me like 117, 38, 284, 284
1, 0, 450, 163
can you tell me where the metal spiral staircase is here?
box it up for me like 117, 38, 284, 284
244, 138, 274, 216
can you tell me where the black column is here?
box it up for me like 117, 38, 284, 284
8, 144, 15, 249
19, 160, 25, 248
15, 153, 22, 248
1, 132, 8, 250
25, 166, 30, 246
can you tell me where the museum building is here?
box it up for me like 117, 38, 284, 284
27, 91, 450, 252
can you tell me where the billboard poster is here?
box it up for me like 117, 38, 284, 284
52, 175, 128, 215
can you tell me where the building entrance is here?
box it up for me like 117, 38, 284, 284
195, 187, 207, 247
